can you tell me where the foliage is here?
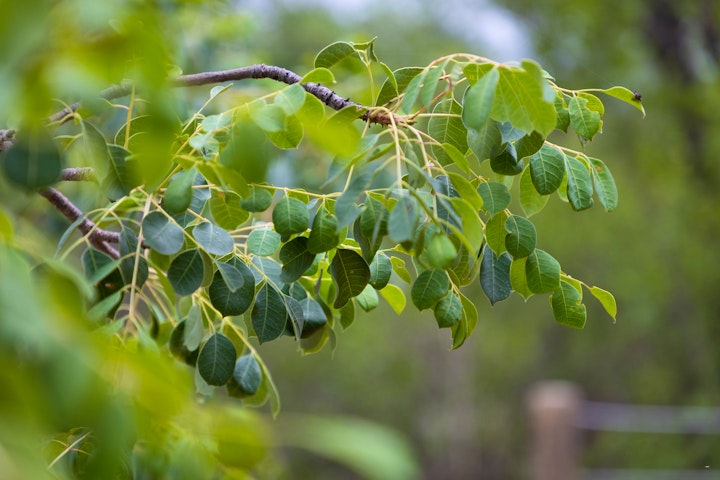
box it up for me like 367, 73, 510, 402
0, 2, 643, 476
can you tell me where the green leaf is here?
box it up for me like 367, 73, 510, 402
216, 261, 246, 292
450, 197, 485, 254
510, 257, 533, 300
588, 157, 618, 211
272, 196, 309, 235
141, 211, 184, 256
525, 249, 561, 294
479, 245, 512, 304
169, 320, 200, 366
478, 182, 510, 216
250, 102, 286, 132
279, 236, 315, 283
451, 293, 479, 349
168, 249, 205, 296
519, 166, 549, 217
360, 195, 389, 240
103, 144, 135, 200
227, 354, 262, 398
209, 190, 249, 230
490, 143, 523, 175
300, 67, 336, 84
335, 169, 373, 230
411, 269, 450, 310
551, 280, 587, 329
447, 172, 483, 210
492, 62, 557, 135
376, 67, 423, 106
330, 249, 371, 308
390, 256, 411, 283
356, 284, 379, 312
429, 100, 468, 167
462, 67, 499, 131
182, 304, 204, 351
467, 120, 502, 162
299, 297, 328, 338
314, 41, 360, 68
419, 63, 447, 108
504, 215, 537, 259
265, 114, 304, 149
425, 232, 458, 270
1, 128, 62, 189
568, 96, 602, 140
399, 69, 428, 113
515, 131, 545, 159
240, 187, 273, 212
484, 211, 509, 255
589, 285, 617, 320
252, 284, 289, 343
388, 195, 420, 245
275, 84, 307, 115
197, 333, 237, 386
369, 252, 392, 290
529, 144, 566, 195
193, 222, 235, 256
119, 229, 148, 289
208, 260, 256, 316
601, 86, 645, 117
163, 167, 196, 214
247, 228, 281, 256
434, 292, 462, 328
379, 283, 406, 314
554, 93, 570, 132
308, 208, 339, 254
565, 155, 594, 211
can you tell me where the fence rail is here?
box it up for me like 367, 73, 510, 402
526, 381, 720, 480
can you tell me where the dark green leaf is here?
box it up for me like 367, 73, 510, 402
434, 292, 463, 328
330, 249, 371, 309
299, 297, 328, 338
169, 320, 200, 366
216, 261, 246, 292
565, 155, 594, 211
247, 228, 281, 256
451, 293, 479, 349
251, 256, 283, 285
227, 354, 262, 398
479, 245, 512, 304
252, 284, 288, 344
477, 182, 510, 216
308, 208, 339, 253
163, 168, 196, 214
272, 196, 309, 235
554, 94, 570, 132
588, 157, 618, 211
279, 236, 315, 283
197, 333, 237, 386
525, 249, 561, 294
1, 128, 62, 189
359, 195, 388, 240
142, 211, 184, 256
515, 131, 545, 159
208, 260, 255, 316
504, 215, 537, 258
369, 252, 392, 290
529, 144, 566, 195
485, 211, 509, 255
411, 269, 450, 310
490, 143, 523, 175
551, 280, 587, 329
376, 67, 423, 106
240, 187, 273, 212
467, 120, 502, 162
104, 144, 136, 199
168, 249, 205, 296
284, 295, 305, 340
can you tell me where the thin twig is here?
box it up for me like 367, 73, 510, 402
38, 187, 119, 259
61, 167, 96, 182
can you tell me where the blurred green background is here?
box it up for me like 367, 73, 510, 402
2, 0, 719, 478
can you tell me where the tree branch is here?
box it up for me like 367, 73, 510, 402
61, 167, 96, 182
39, 187, 119, 259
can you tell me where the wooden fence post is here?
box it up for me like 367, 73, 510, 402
527, 381, 583, 480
